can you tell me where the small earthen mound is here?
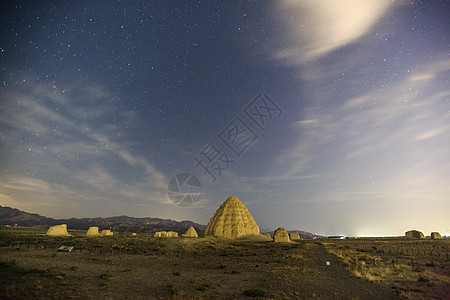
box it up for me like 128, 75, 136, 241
238, 234, 273, 241
86, 226, 99, 237
262, 233, 272, 239
184, 226, 198, 237
167, 231, 178, 237
46, 224, 71, 237
273, 227, 290, 242
205, 196, 260, 239
154, 231, 167, 238
101, 230, 113, 236
290, 233, 300, 240
405, 230, 424, 239
430, 232, 442, 239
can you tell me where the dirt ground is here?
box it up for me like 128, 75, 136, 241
0, 231, 448, 299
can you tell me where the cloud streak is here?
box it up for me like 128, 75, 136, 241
0, 74, 170, 217
266, 52, 450, 234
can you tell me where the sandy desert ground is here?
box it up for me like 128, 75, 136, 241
0, 228, 449, 299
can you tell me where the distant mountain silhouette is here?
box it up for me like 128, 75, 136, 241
287, 229, 323, 239
0, 205, 205, 235
0, 205, 322, 238
260, 228, 323, 239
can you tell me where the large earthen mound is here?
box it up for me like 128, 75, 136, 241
46, 224, 71, 236
205, 196, 260, 239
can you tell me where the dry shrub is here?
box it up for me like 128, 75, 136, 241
323, 243, 440, 284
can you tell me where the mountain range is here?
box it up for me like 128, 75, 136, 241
0, 205, 321, 238
0, 205, 205, 235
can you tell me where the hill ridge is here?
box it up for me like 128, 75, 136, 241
0, 205, 205, 235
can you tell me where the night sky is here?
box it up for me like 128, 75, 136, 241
1, 1, 448, 237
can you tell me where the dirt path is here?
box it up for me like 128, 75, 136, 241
263, 242, 400, 299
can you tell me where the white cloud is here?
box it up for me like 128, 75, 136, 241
275, 0, 394, 63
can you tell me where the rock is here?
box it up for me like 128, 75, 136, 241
262, 233, 272, 239
46, 224, 71, 236
86, 226, 99, 237
184, 226, 198, 237
290, 233, 300, 240
273, 228, 290, 242
205, 196, 260, 239
131, 233, 137, 236
405, 230, 424, 239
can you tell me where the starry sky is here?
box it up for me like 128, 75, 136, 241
1, 1, 449, 237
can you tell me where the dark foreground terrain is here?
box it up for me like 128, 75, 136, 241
0, 228, 448, 299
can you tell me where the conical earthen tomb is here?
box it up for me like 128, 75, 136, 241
205, 196, 260, 239
184, 226, 198, 237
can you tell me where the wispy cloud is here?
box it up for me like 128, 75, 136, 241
0, 74, 170, 217
266, 53, 450, 234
